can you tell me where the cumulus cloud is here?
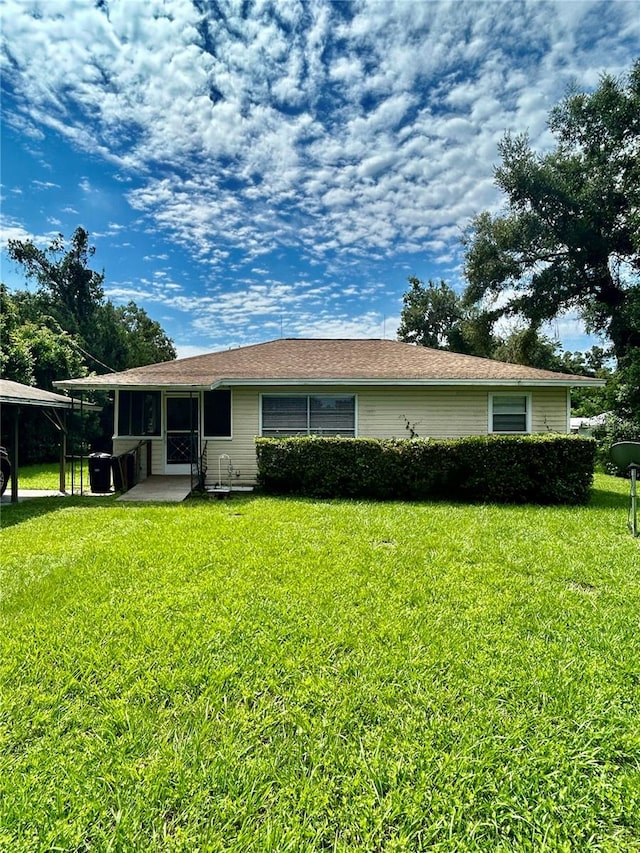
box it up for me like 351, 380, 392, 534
0, 215, 58, 250
2, 0, 638, 347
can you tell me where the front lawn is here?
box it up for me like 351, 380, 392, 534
1, 475, 638, 852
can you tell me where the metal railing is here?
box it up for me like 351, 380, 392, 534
191, 440, 208, 492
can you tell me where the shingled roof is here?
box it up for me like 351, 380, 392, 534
54, 338, 604, 390
0, 378, 91, 408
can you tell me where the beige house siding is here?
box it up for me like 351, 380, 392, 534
357, 387, 486, 438
203, 385, 571, 486
112, 385, 571, 485
530, 388, 569, 433
202, 387, 259, 486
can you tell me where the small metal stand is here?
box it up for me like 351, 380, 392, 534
206, 453, 233, 499
610, 442, 640, 538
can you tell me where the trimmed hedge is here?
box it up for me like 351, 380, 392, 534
255, 434, 596, 504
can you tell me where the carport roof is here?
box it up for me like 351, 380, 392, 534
0, 379, 88, 409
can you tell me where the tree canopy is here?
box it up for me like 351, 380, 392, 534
4, 227, 176, 385
397, 277, 497, 358
397, 277, 463, 350
2, 227, 177, 462
462, 62, 639, 359
397, 275, 597, 370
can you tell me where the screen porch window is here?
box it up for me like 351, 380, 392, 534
262, 395, 356, 436
490, 394, 530, 433
117, 391, 161, 436
203, 390, 232, 437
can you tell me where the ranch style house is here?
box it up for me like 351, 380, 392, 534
55, 338, 605, 488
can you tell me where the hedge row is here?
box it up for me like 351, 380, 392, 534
255, 434, 596, 504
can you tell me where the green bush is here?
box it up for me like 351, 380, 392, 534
255, 434, 596, 504
593, 414, 640, 475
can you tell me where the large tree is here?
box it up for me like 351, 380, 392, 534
3, 228, 177, 461
462, 61, 640, 370
398, 277, 464, 349
395, 275, 617, 403
397, 277, 497, 357
5, 227, 176, 377
7, 227, 105, 342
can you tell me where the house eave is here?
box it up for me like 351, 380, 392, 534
53, 381, 212, 392
211, 377, 607, 389
0, 393, 93, 409
53, 376, 605, 392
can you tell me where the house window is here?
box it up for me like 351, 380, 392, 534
203, 390, 232, 437
117, 390, 161, 436
262, 395, 356, 436
490, 394, 531, 433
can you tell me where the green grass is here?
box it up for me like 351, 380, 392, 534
1, 474, 639, 852
13, 459, 90, 491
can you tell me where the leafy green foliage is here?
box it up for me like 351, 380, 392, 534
2, 229, 176, 462
256, 435, 596, 504
593, 414, 640, 475
0, 479, 638, 851
462, 61, 640, 378
396, 276, 611, 378
0, 285, 84, 387
1, 317, 87, 389
397, 277, 497, 357
3, 228, 176, 380
398, 277, 465, 350
7, 227, 105, 339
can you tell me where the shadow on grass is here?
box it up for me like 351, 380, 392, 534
0, 485, 628, 529
589, 486, 629, 509
0, 496, 115, 529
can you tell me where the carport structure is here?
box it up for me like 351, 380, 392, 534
0, 379, 94, 503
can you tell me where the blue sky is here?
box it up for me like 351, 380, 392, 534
1, 0, 638, 359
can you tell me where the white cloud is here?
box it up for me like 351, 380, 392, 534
0, 216, 58, 250
174, 343, 212, 360
2, 0, 638, 351
32, 180, 59, 190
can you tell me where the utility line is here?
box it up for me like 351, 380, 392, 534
71, 340, 117, 373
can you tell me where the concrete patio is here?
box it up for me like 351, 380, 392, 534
116, 476, 193, 502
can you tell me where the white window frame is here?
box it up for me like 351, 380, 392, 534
114, 389, 162, 439
260, 393, 358, 437
489, 392, 532, 434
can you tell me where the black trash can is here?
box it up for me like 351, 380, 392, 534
88, 452, 112, 493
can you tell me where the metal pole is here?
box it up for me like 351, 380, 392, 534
80, 394, 85, 494
630, 464, 638, 538
10, 406, 19, 503
60, 410, 67, 493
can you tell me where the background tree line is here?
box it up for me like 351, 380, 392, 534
1, 227, 176, 462
399, 60, 639, 428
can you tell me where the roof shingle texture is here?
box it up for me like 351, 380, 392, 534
56, 339, 599, 388
0, 378, 81, 408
